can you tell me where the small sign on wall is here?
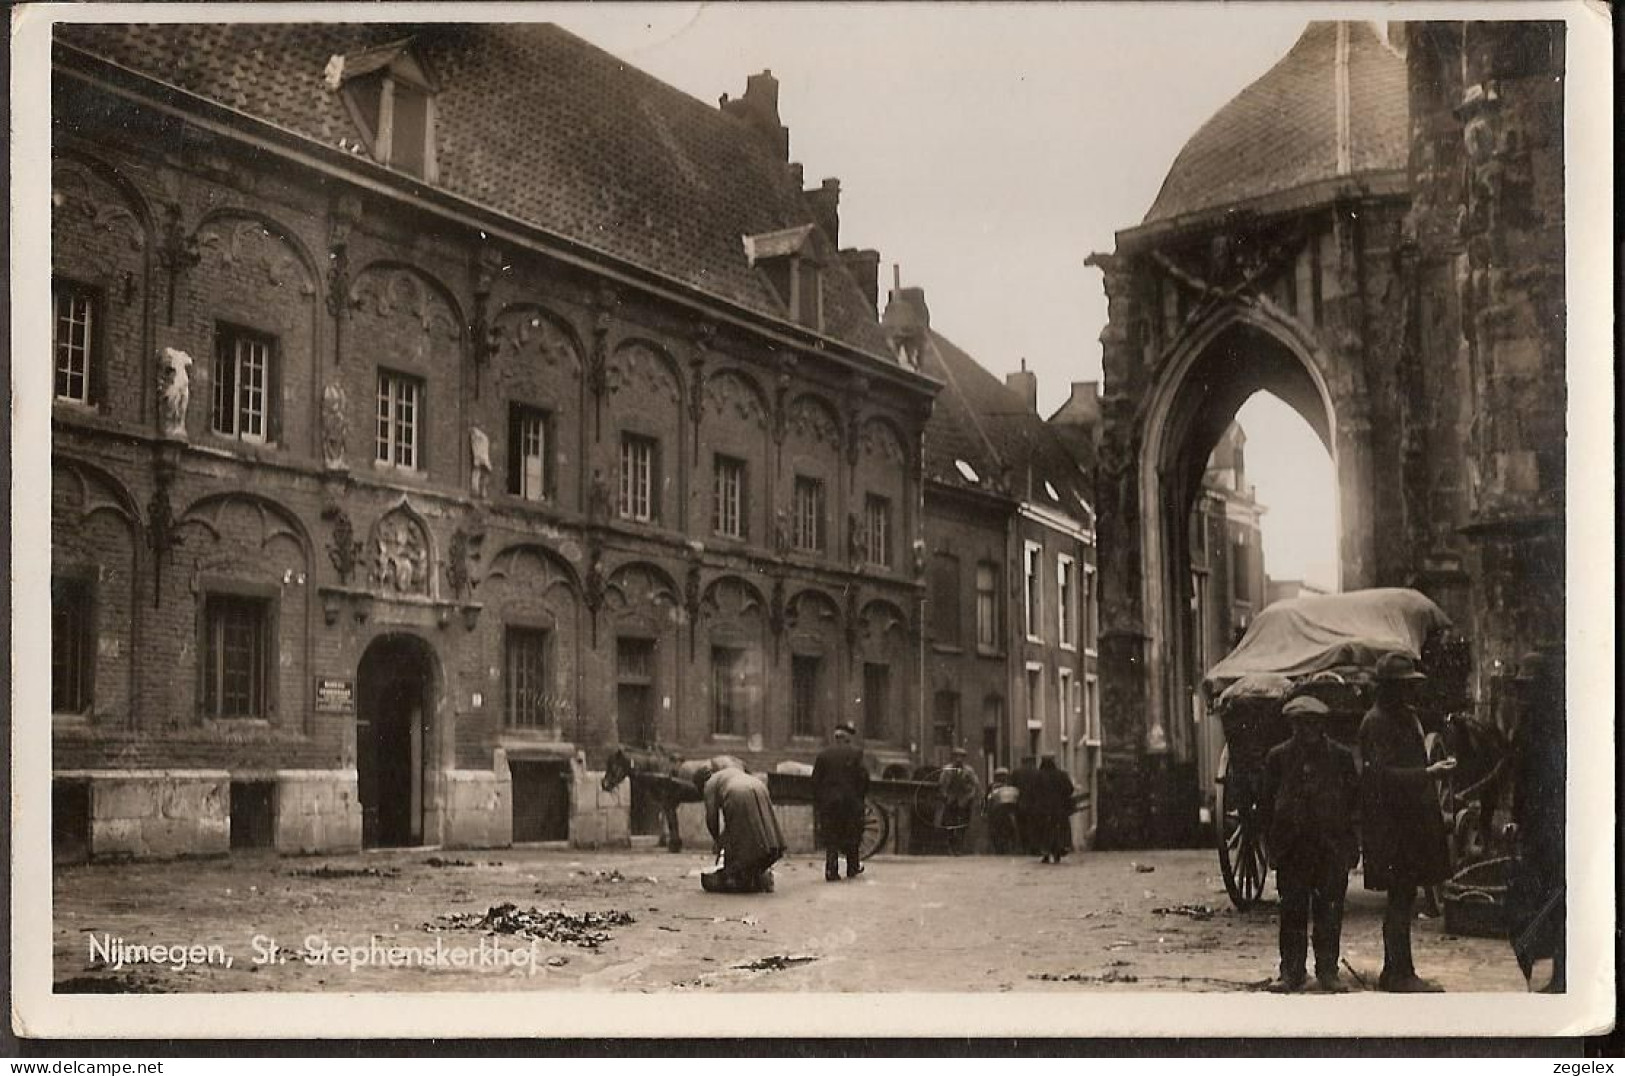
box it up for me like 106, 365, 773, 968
315, 676, 355, 714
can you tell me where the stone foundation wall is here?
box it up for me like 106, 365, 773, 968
438, 752, 513, 849
77, 771, 231, 859
273, 771, 363, 854
569, 761, 631, 850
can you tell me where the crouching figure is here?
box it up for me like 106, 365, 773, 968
697, 758, 787, 894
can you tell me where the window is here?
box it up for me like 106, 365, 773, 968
929, 554, 961, 646
212, 327, 273, 443
1023, 542, 1043, 640
933, 690, 960, 750
976, 563, 999, 651
505, 627, 551, 728
792, 476, 825, 552
791, 655, 820, 738
507, 405, 550, 501
711, 646, 748, 736
52, 576, 93, 714
1083, 565, 1099, 653
375, 370, 422, 470
712, 455, 746, 539
1058, 668, 1075, 743
862, 663, 889, 741
616, 638, 657, 744
338, 51, 437, 181
1025, 666, 1044, 734
1230, 533, 1249, 602
864, 495, 891, 568
1084, 675, 1101, 743
619, 434, 658, 522
1058, 554, 1077, 649
204, 595, 270, 719
53, 281, 95, 404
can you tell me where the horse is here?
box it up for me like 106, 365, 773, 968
599, 745, 716, 853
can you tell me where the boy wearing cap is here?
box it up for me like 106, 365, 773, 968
1358, 651, 1456, 992
1260, 693, 1360, 993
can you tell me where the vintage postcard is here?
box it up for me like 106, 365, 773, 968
9, 0, 1613, 1041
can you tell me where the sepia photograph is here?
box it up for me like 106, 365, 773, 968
8, 0, 1613, 1042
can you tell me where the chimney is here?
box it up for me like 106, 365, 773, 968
1005, 359, 1038, 414
1052, 380, 1101, 426
720, 69, 790, 161
840, 248, 881, 314
880, 272, 929, 369
805, 177, 841, 247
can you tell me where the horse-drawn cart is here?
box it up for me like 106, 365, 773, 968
1204, 588, 1466, 910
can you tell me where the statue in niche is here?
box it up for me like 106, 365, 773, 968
371, 511, 428, 594
469, 426, 492, 498
321, 383, 348, 469
589, 467, 613, 521
157, 347, 193, 439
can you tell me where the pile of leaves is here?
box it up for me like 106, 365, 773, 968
1151, 903, 1217, 921
1030, 969, 1140, 985
428, 903, 634, 948
285, 865, 400, 880
732, 954, 817, 972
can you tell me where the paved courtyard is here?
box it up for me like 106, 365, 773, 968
54, 848, 1526, 995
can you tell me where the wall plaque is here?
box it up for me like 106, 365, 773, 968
315, 676, 355, 714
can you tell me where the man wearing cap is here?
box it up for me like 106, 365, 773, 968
1358, 652, 1456, 992
812, 722, 870, 881
934, 747, 980, 855
1505, 646, 1565, 992
697, 758, 785, 894
1260, 694, 1360, 993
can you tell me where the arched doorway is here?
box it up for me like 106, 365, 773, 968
356, 634, 435, 847
1137, 310, 1356, 838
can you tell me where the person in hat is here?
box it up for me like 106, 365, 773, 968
1260, 694, 1360, 993
1030, 753, 1077, 864
1358, 651, 1456, 992
812, 721, 870, 881
696, 759, 785, 894
1011, 755, 1041, 854
934, 747, 980, 855
1505, 646, 1566, 992
985, 767, 1021, 855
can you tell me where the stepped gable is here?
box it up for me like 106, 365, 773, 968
56, 22, 892, 358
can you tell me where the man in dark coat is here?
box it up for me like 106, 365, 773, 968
934, 747, 980, 855
812, 722, 869, 881
1505, 647, 1565, 992
1259, 694, 1360, 993
1011, 756, 1040, 855
1030, 754, 1076, 864
1358, 652, 1456, 992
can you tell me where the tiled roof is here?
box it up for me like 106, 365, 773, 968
55, 22, 894, 358
921, 330, 1093, 522
1143, 21, 1406, 226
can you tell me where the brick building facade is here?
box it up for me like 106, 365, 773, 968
49, 24, 934, 859
890, 288, 1102, 848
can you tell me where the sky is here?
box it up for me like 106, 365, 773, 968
527, 4, 1340, 590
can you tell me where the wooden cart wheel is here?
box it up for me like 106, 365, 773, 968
858, 798, 891, 860
1214, 744, 1271, 910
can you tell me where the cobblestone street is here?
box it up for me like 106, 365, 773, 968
54, 848, 1526, 995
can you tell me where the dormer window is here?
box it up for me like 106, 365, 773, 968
330, 41, 438, 181
744, 225, 824, 331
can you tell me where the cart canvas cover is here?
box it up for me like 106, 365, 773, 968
1204, 587, 1452, 694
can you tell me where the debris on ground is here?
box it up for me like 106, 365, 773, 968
285, 865, 400, 879
1152, 903, 1217, 921
1031, 969, 1140, 984
427, 903, 635, 948
56, 972, 166, 994
657, 925, 681, 932
1132, 863, 1156, 873
732, 954, 817, 972
423, 856, 477, 868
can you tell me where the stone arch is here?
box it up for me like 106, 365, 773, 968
484, 541, 581, 602
52, 454, 141, 531
194, 209, 320, 297
703, 367, 769, 429
606, 338, 682, 405
179, 490, 314, 571
349, 260, 465, 343
785, 392, 842, 452
603, 561, 682, 618
490, 302, 584, 376
788, 587, 841, 628
1134, 300, 1370, 756
858, 414, 909, 467
51, 152, 153, 253
858, 597, 910, 643
700, 574, 767, 626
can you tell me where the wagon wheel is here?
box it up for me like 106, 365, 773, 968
858, 798, 891, 860
1214, 744, 1270, 910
